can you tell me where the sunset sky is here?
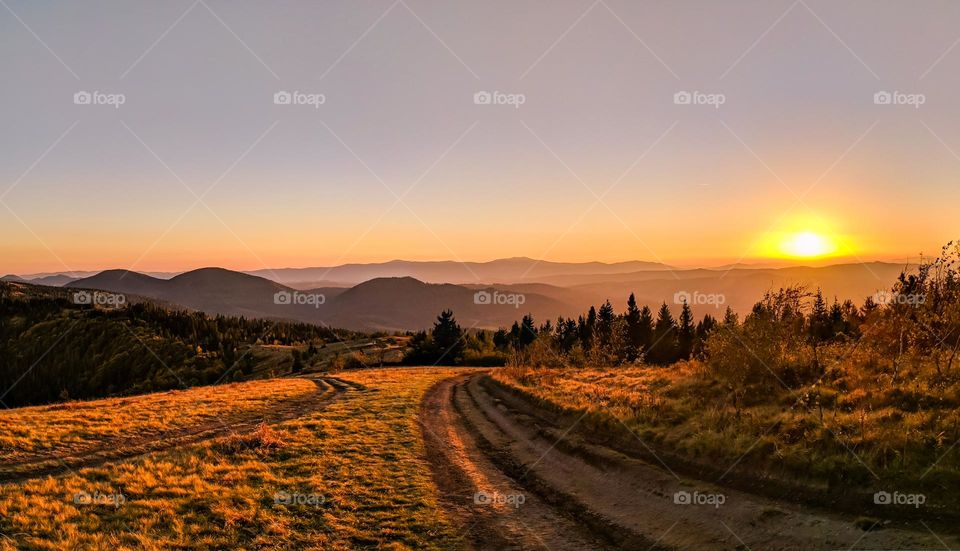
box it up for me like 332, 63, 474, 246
2, 0, 958, 274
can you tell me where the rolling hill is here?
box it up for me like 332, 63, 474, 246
0, 281, 346, 406
67, 269, 578, 331
60, 261, 916, 330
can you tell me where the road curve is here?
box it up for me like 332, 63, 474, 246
421, 372, 959, 550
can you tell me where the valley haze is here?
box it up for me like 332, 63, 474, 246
0, 257, 913, 331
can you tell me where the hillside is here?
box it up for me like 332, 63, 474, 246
68, 267, 328, 322
69, 269, 579, 331
0, 368, 469, 550
0, 282, 349, 407
324, 277, 577, 331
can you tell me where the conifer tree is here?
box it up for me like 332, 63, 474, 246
432, 309, 464, 364
624, 293, 643, 360
677, 300, 695, 360
650, 302, 678, 365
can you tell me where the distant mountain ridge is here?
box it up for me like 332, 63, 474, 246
7, 258, 669, 289
246, 257, 673, 287
66, 269, 577, 331
62, 261, 916, 331
8, 257, 913, 291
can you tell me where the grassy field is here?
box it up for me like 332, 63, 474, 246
493, 364, 960, 501
0, 379, 317, 462
0, 368, 467, 550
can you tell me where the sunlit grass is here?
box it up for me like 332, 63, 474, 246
493, 363, 960, 493
0, 368, 467, 550
0, 378, 316, 462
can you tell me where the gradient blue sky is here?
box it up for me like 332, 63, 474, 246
1, 0, 958, 273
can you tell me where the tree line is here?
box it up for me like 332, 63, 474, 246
406, 241, 960, 386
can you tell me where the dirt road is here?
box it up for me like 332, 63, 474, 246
421, 373, 960, 550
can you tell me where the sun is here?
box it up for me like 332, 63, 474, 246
780, 231, 836, 258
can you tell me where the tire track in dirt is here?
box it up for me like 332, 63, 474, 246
421, 373, 611, 551
0, 376, 355, 484
423, 373, 960, 550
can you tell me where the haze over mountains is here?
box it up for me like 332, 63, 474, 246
17, 257, 913, 331
246, 258, 673, 288
62, 269, 574, 331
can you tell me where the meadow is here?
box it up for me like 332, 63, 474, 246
493, 361, 960, 512
0, 378, 316, 462
0, 368, 468, 550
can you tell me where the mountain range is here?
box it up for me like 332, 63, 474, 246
62, 269, 574, 331
40, 259, 915, 331
245, 257, 672, 287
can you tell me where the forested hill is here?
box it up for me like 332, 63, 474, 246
0, 282, 353, 407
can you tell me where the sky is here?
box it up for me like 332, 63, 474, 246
1, 0, 958, 274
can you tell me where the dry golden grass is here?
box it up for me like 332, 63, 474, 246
0, 378, 317, 462
0, 368, 467, 550
494, 364, 960, 495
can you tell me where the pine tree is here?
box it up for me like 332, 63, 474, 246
677, 300, 695, 360
808, 289, 830, 343
432, 309, 464, 364
492, 328, 509, 351
695, 314, 717, 358
597, 300, 615, 349
624, 293, 642, 361
650, 303, 678, 365
722, 306, 738, 326
509, 321, 521, 350
638, 305, 655, 356
829, 298, 846, 336
555, 317, 578, 353
579, 307, 597, 351
520, 314, 538, 348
